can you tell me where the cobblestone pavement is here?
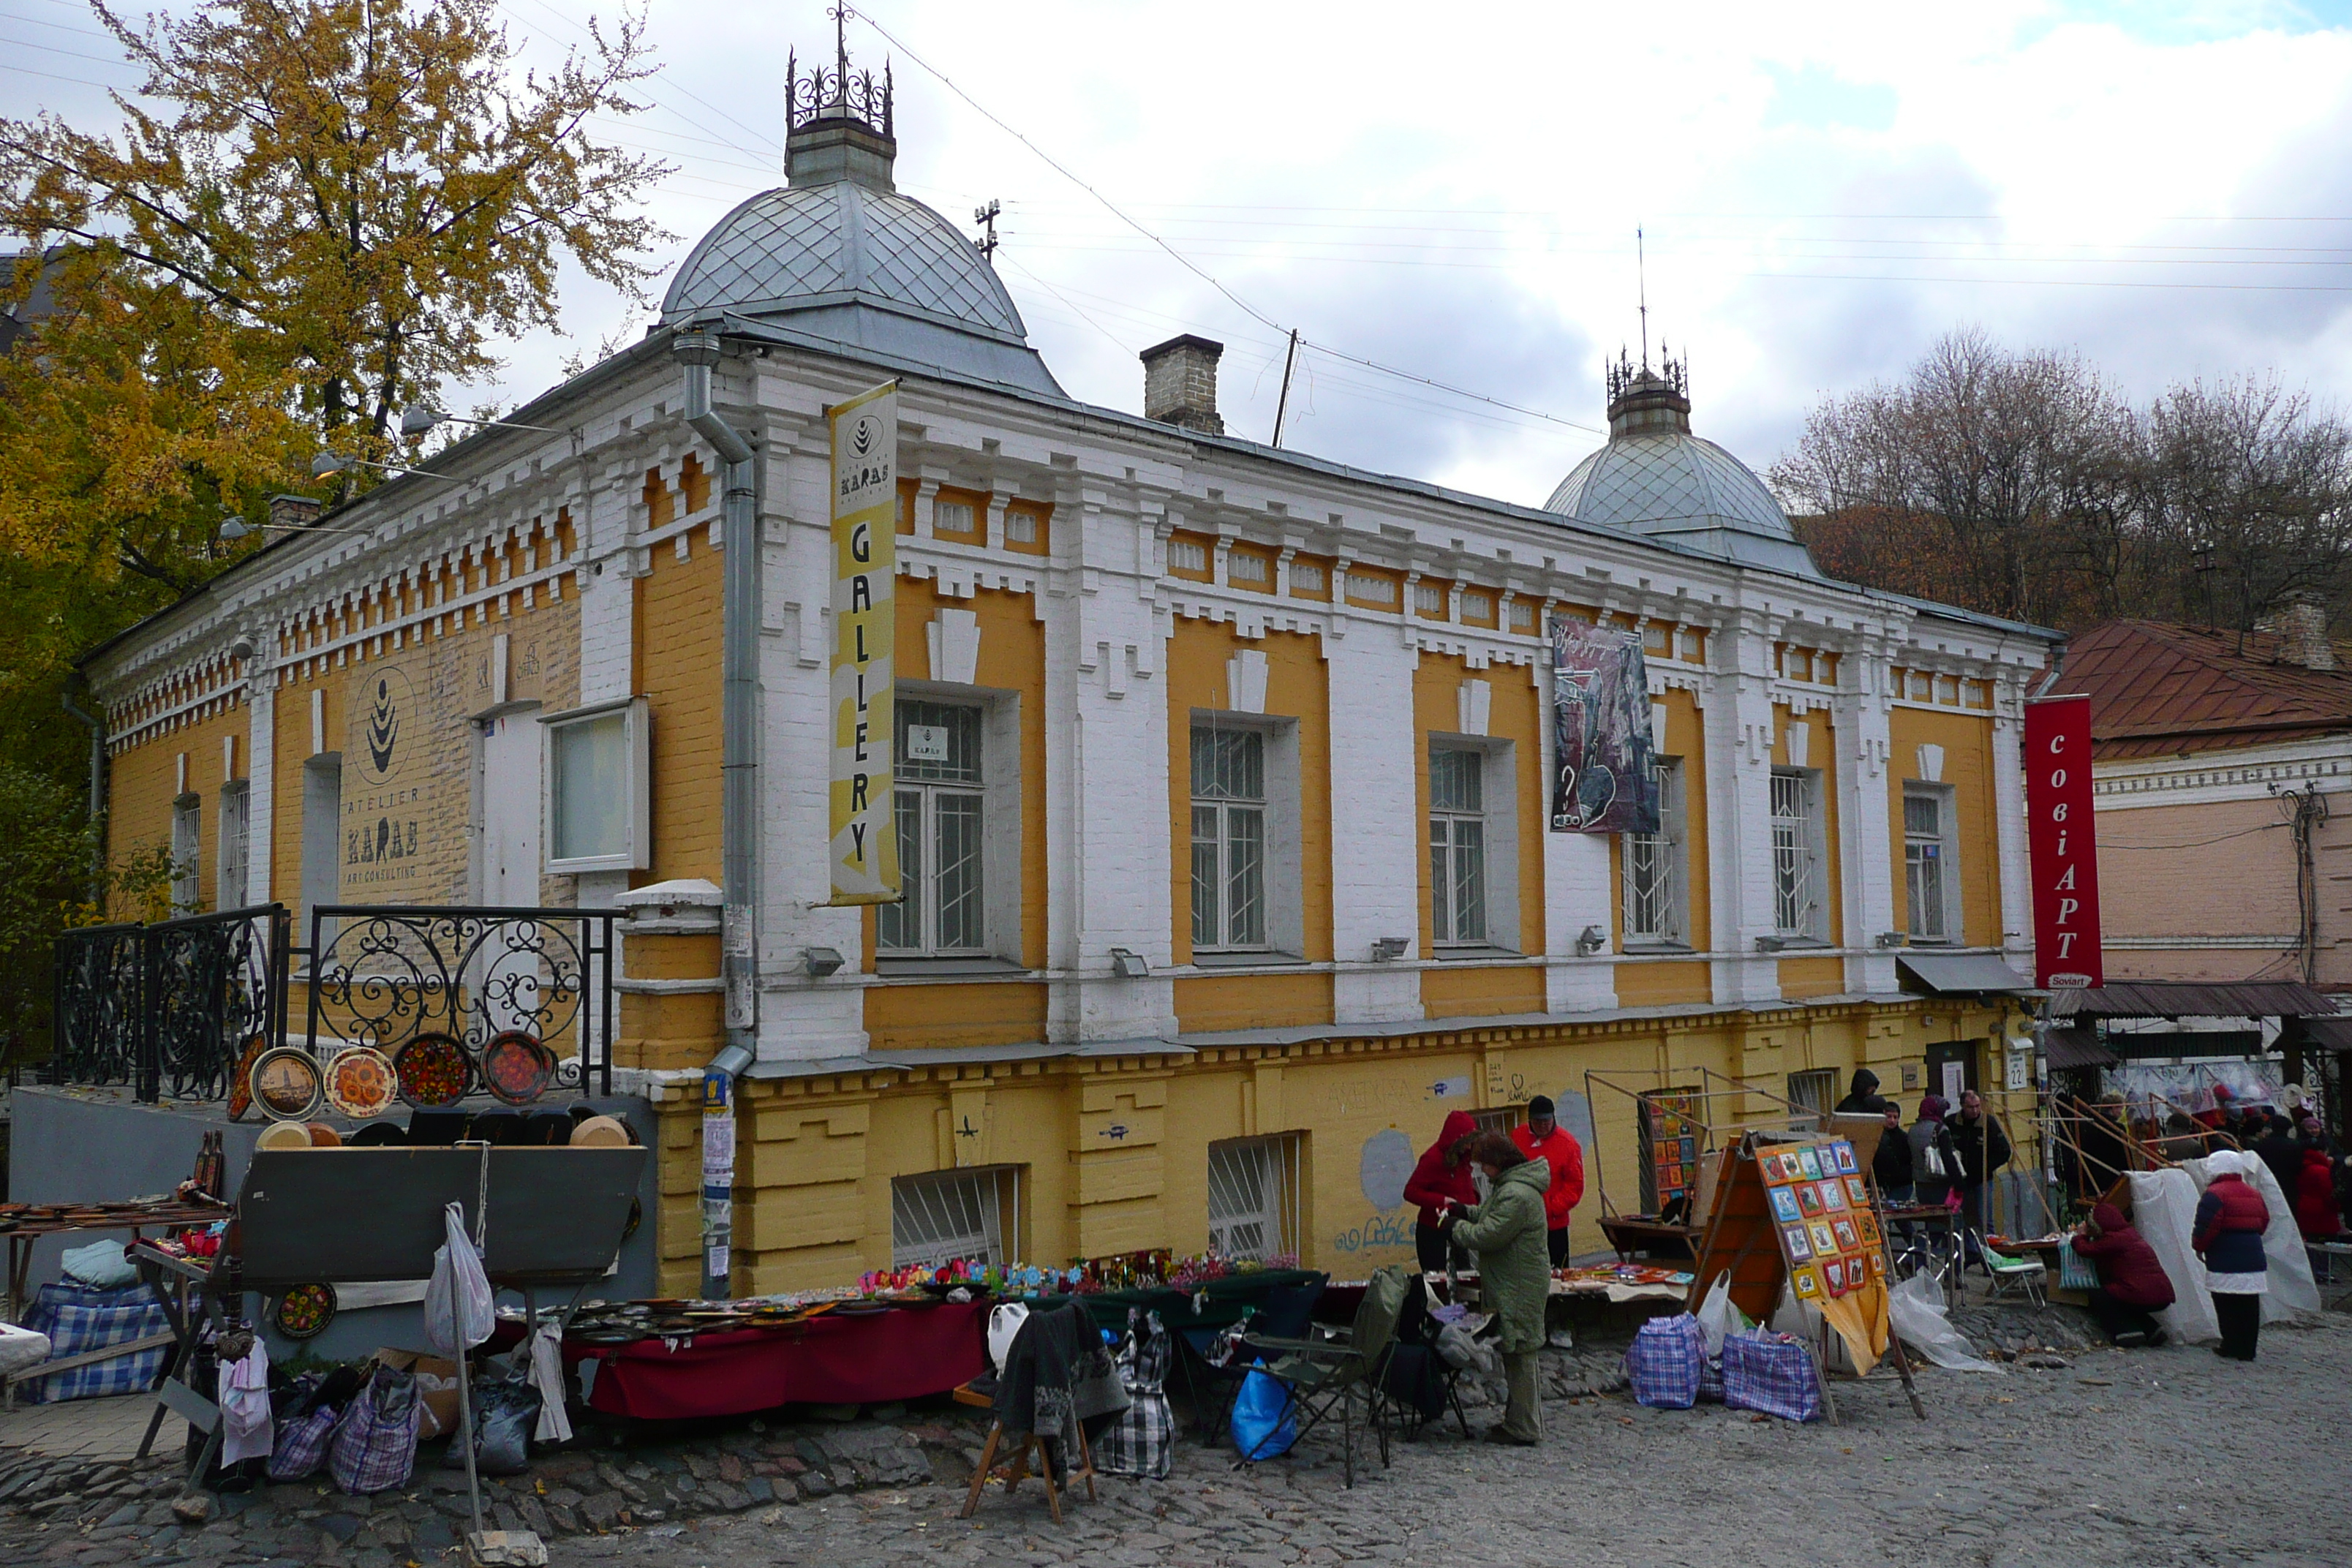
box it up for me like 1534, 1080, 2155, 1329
5, 1313, 2350, 1568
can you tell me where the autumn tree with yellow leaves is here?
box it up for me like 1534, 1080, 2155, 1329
0, 0, 670, 796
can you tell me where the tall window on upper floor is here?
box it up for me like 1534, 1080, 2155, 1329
1623, 758, 1685, 946
170, 794, 201, 915
1428, 746, 1487, 946
1191, 725, 1266, 951
216, 780, 250, 911
881, 700, 987, 955
1770, 767, 1828, 941
1904, 784, 1960, 944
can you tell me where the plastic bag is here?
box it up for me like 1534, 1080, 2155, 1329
1435, 1319, 1497, 1374
1886, 1270, 2002, 1373
1693, 1272, 1747, 1360
1229, 1360, 1297, 1461
444, 1379, 541, 1477
328, 1365, 421, 1494
1722, 1329, 1821, 1422
987, 1303, 1030, 1373
423, 1202, 494, 1359
59, 1240, 137, 1289
1626, 1314, 1704, 1409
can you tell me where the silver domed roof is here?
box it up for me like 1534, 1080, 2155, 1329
1545, 359, 1820, 577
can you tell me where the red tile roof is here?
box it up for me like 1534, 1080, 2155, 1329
2063, 620, 2352, 760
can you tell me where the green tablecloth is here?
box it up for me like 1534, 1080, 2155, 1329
1073, 1267, 1325, 1335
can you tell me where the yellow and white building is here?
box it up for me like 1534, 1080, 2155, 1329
80, 59, 2056, 1294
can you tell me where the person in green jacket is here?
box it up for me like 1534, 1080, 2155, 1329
1441, 1132, 1553, 1445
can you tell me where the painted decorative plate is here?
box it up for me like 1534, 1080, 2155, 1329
393, 1032, 473, 1109
274, 1282, 337, 1341
324, 1047, 398, 1119
480, 1030, 556, 1107
224, 1033, 271, 1122
249, 1046, 323, 1121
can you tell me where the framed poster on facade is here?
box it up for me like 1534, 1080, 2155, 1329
1548, 616, 1659, 834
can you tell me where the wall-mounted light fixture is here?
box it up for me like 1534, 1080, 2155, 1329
1371, 936, 1410, 962
1109, 948, 1150, 979
802, 946, 845, 977
1574, 924, 1607, 957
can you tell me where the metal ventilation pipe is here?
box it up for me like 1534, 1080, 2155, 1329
674, 322, 760, 1298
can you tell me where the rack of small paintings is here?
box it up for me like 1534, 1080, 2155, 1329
1758, 1139, 1887, 1307
1583, 1066, 1828, 1231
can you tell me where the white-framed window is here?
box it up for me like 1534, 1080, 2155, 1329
892, 1165, 1021, 1270
1207, 1134, 1301, 1261
1904, 784, 1960, 943
1771, 767, 1827, 941
881, 700, 987, 954
543, 697, 650, 872
1429, 746, 1487, 946
1412, 581, 1447, 615
170, 794, 201, 916
1192, 725, 1267, 951
1169, 538, 1208, 573
1229, 552, 1270, 585
1623, 758, 1684, 946
216, 780, 250, 911
1471, 1105, 1523, 1137
1461, 590, 1493, 622
935, 499, 976, 535
1289, 561, 1325, 595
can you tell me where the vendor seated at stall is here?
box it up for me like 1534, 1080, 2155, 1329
2069, 1202, 2174, 1348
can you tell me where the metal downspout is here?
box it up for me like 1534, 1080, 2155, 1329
676, 324, 758, 1299
61, 690, 106, 900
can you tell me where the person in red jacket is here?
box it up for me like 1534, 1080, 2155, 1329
2068, 1201, 2175, 1346
2193, 1150, 2271, 1362
1403, 1109, 1480, 1274
2293, 1120, 2345, 1242
1509, 1096, 1587, 1268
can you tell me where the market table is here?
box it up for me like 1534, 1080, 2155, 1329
562, 1299, 989, 1420
1, 1199, 231, 1323
1071, 1267, 1324, 1336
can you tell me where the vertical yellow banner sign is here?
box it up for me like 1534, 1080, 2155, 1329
828, 380, 900, 905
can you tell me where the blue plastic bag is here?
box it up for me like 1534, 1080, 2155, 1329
1228, 1359, 1297, 1461
1626, 1313, 1704, 1409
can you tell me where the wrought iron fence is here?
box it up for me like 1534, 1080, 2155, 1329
50, 906, 289, 1101
305, 905, 615, 1096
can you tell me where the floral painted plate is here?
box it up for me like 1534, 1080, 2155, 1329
274, 1282, 337, 1341
324, 1047, 398, 1120
249, 1046, 323, 1121
393, 1032, 473, 1109
480, 1030, 556, 1107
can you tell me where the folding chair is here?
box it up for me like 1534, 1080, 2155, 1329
1233, 1264, 1409, 1488
1385, 1274, 1472, 1441
1971, 1234, 2047, 1308
1177, 1275, 1324, 1441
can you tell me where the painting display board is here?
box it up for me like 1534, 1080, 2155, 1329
1690, 1134, 1892, 1376
1644, 1090, 1704, 1215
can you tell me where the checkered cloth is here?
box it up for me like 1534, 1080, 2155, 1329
328, 1366, 421, 1495
1626, 1313, 1704, 1409
1093, 1310, 1175, 1480
1722, 1329, 1821, 1422
16, 1282, 171, 1404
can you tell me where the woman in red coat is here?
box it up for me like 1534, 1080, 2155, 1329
1404, 1110, 1480, 1275
2069, 1202, 2175, 1347
2293, 1119, 2345, 1241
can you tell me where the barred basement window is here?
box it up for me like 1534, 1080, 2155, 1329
892, 1166, 1020, 1270
1207, 1135, 1300, 1261
1786, 1068, 1836, 1124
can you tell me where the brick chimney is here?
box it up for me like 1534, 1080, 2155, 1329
2256, 590, 2337, 671
268, 494, 323, 529
1141, 335, 1224, 435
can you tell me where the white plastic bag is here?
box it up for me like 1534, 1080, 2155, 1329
987, 1302, 1030, 1373
1887, 1270, 2002, 1372
423, 1202, 494, 1358
1694, 1271, 1747, 1359
2127, 1167, 2220, 1345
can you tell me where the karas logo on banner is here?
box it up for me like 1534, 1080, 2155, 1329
2023, 693, 2102, 989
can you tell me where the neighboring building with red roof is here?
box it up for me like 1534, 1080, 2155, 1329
2070, 598, 2352, 992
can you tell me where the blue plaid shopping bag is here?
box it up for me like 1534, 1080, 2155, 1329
1722, 1329, 1821, 1422
18, 1282, 171, 1404
1626, 1313, 1704, 1409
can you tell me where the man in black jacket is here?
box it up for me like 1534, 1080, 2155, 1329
1872, 1102, 1918, 1243
1836, 1068, 1891, 1116
1950, 1089, 2011, 1236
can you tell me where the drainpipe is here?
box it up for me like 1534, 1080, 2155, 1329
61, 689, 106, 901
674, 321, 759, 1300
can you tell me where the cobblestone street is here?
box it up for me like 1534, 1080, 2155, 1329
5, 1311, 2351, 1568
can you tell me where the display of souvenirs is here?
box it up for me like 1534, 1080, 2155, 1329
1776, 1151, 1803, 1183
1809, 1222, 1838, 1255
1790, 1265, 1822, 1299
481, 1030, 557, 1106
1795, 1183, 1825, 1217
1796, 1147, 1823, 1180
1783, 1224, 1812, 1260
1832, 1142, 1858, 1175
1845, 1176, 1871, 1207
1820, 1180, 1847, 1213
1857, 1212, 1883, 1247
1644, 1092, 1703, 1215
1770, 1187, 1801, 1223
250, 1046, 324, 1120
394, 1033, 472, 1108
225, 1034, 271, 1122
274, 1282, 337, 1340
325, 1047, 397, 1119
1824, 1259, 1849, 1296
1831, 1218, 1861, 1251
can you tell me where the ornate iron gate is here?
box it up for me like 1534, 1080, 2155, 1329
50, 906, 290, 1101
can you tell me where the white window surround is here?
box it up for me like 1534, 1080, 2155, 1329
542, 696, 651, 873
1189, 712, 1305, 962
884, 680, 1024, 968
300, 755, 341, 930
216, 780, 251, 912
1770, 766, 1830, 943
1904, 781, 1961, 944
1428, 733, 1520, 954
892, 1164, 1021, 1270
1207, 1134, 1302, 1261
170, 794, 201, 915
1622, 757, 1686, 949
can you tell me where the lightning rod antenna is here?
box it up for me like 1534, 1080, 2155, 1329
1637, 227, 1648, 372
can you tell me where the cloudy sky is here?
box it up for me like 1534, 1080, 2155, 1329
12, 0, 2352, 508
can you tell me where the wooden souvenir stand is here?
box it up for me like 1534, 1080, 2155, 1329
1688, 1131, 1927, 1424
1583, 1068, 1839, 1261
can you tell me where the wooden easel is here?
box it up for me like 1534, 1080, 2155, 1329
953, 1384, 1098, 1524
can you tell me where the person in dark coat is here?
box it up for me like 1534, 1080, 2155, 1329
2069, 1201, 2174, 1346
1910, 1096, 1959, 1208
1402, 1109, 1479, 1274
1836, 1068, 1891, 1116
1950, 1090, 2011, 1235
2194, 1150, 2271, 1362
1872, 1102, 1918, 1245
2253, 1117, 2304, 1196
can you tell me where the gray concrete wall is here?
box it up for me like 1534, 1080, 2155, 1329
8, 1088, 661, 1364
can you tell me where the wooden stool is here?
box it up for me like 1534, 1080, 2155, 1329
958, 1417, 1097, 1524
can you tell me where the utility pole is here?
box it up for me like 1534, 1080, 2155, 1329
973, 200, 1001, 260
1271, 328, 1301, 448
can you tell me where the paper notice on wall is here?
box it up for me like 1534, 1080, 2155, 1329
826, 380, 900, 905
701, 1112, 736, 1183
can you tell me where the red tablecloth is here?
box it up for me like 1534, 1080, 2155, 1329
562, 1300, 988, 1420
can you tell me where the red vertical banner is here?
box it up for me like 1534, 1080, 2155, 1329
2024, 694, 2103, 989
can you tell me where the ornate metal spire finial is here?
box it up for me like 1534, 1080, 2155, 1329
788, 10, 894, 138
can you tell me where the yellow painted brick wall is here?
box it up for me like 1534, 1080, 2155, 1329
636, 519, 723, 883
106, 701, 249, 916
1888, 707, 2002, 946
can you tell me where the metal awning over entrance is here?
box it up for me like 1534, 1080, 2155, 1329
2041, 1026, 2119, 1071
2299, 1017, 2352, 1051
2046, 981, 2334, 1020
1896, 953, 2035, 996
